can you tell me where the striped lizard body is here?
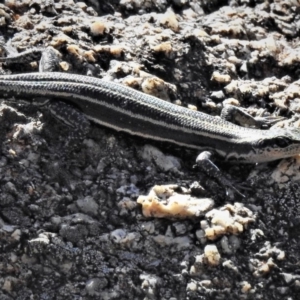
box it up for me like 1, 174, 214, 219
0, 72, 299, 165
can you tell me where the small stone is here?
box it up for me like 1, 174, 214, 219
86, 278, 108, 295
172, 222, 187, 235
211, 71, 231, 84
141, 77, 170, 100
186, 281, 197, 291
187, 104, 197, 111
281, 273, 294, 284
241, 281, 251, 293
204, 244, 221, 266
222, 260, 238, 273
76, 2, 87, 10
195, 229, 206, 244
158, 10, 179, 32
76, 196, 99, 216
90, 19, 107, 36
110, 229, 126, 244
210, 90, 225, 101
140, 145, 181, 172
11, 229, 21, 241
151, 42, 173, 57
59, 61, 70, 71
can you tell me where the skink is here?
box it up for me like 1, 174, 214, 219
0, 72, 300, 164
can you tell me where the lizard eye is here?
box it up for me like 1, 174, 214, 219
257, 137, 290, 149
274, 137, 290, 148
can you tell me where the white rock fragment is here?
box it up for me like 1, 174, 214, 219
222, 260, 239, 273
281, 272, 294, 284
250, 241, 284, 279
199, 280, 212, 288
28, 232, 57, 254
253, 258, 275, 277
204, 203, 255, 240
158, 9, 179, 32
89, 18, 108, 36
186, 280, 198, 291
137, 184, 214, 219
140, 274, 162, 297
256, 241, 286, 261
211, 71, 231, 83
240, 281, 252, 293
12, 121, 42, 141
151, 42, 173, 58
250, 229, 264, 241
189, 255, 204, 276
190, 245, 221, 273
204, 244, 221, 266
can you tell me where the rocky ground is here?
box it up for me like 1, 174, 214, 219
0, 0, 300, 299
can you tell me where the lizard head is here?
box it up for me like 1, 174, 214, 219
252, 127, 300, 163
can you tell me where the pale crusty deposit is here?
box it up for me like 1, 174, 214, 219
137, 184, 214, 218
